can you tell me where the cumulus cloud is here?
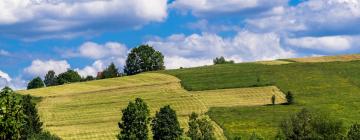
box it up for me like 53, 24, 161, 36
67, 41, 128, 77
0, 49, 10, 56
24, 59, 70, 77
0, 70, 26, 90
148, 31, 295, 69
171, 0, 287, 17
285, 35, 360, 53
0, 0, 168, 40
66, 41, 128, 59
246, 0, 360, 35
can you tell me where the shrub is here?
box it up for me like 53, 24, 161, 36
348, 123, 360, 140
118, 98, 150, 140
187, 112, 215, 140
249, 132, 264, 140
151, 105, 183, 140
124, 45, 165, 75
27, 77, 45, 89
28, 131, 61, 140
280, 109, 345, 140
285, 91, 294, 105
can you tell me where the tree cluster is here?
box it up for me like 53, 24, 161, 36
97, 63, 120, 79
277, 108, 360, 140
0, 87, 60, 140
213, 56, 234, 65
118, 99, 217, 140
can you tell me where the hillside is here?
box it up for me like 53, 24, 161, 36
163, 59, 360, 139
19, 73, 285, 140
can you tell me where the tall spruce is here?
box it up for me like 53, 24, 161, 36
21, 95, 43, 138
27, 77, 45, 89
44, 70, 58, 87
117, 98, 150, 140
103, 63, 119, 79
124, 45, 165, 75
151, 105, 183, 140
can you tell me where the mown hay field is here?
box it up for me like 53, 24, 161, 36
19, 73, 285, 140
163, 60, 360, 139
286, 54, 360, 63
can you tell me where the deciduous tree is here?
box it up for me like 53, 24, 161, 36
44, 70, 58, 87
27, 77, 45, 89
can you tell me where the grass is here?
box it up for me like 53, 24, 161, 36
286, 54, 360, 63
163, 60, 360, 139
19, 73, 283, 140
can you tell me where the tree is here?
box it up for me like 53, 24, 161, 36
124, 45, 165, 75
213, 56, 234, 65
44, 70, 58, 87
151, 105, 183, 140
286, 91, 294, 105
81, 75, 95, 82
27, 77, 45, 89
348, 123, 360, 140
187, 112, 215, 140
118, 98, 150, 140
187, 113, 200, 139
21, 95, 43, 138
57, 70, 81, 85
102, 63, 120, 79
0, 87, 26, 140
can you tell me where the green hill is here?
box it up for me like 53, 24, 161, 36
18, 54, 360, 139
163, 60, 360, 139
19, 73, 284, 139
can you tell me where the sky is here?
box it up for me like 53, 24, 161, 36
0, 0, 360, 89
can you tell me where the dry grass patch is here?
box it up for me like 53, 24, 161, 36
19, 73, 285, 140
288, 54, 360, 63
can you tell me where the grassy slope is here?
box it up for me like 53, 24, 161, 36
162, 61, 360, 139
19, 73, 283, 140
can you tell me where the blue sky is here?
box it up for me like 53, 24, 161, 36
0, 0, 360, 89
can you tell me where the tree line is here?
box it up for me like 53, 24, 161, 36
0, 87, 60, 140
117, 98, 215, 140
27, 45, 165, 90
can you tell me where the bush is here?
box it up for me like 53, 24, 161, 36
57, 70, 81, 85
187, 112, 215, 140
124, 45, 165, 75
249, 132, 264, 140
348, 123, 360, 140
151, 105, 183, 140
27, 77, 45, 89
213, 56, 234, 65
285, 91, 294, 105
28, 131, 61, 140
118, 98, 150, 140
280, 109, 345, 140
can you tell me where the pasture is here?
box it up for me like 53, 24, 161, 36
163, 60, 360, 139
19, 73, 284, 140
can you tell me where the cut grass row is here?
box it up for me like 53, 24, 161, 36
163, 60, 360, 139
19, 73, 284, 140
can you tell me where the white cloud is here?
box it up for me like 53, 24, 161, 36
0, 49, 10, 56
285, 35, 360, 53
69, 41, 128, 59
75, 60, 105, 77
24, 59, 70, 77
171, 0, 287, 17
148, 31, 295, 69
0, 0, 168, 39
246, 0, 360, 35
0, 70, 26, 90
